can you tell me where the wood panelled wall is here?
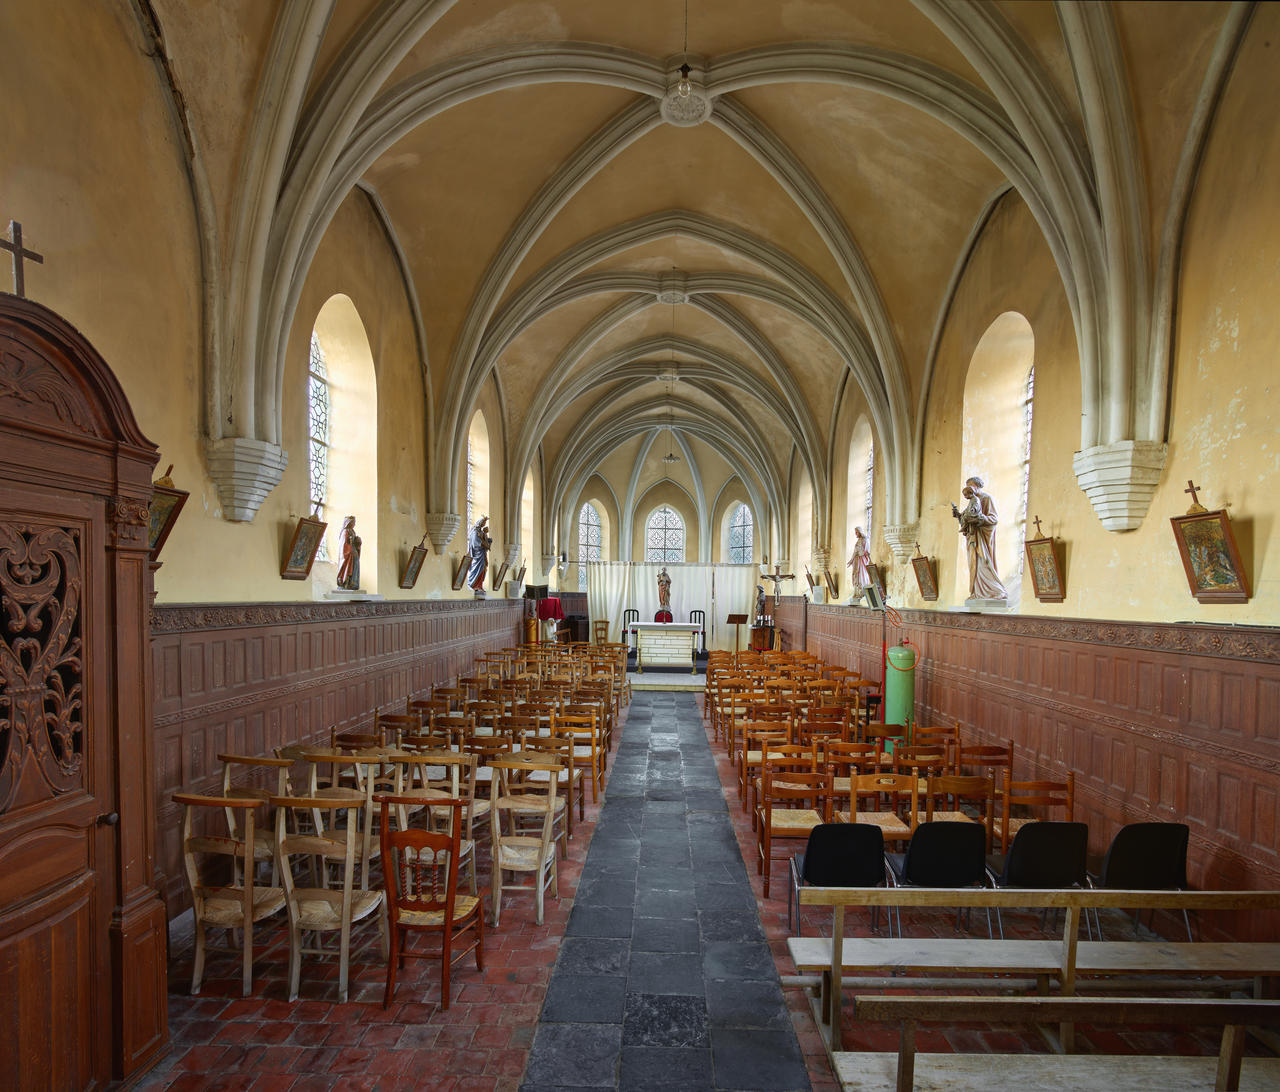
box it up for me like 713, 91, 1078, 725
150, 599, 522, 913
802, 602, 1280, 938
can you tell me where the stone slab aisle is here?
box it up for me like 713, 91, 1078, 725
522, 690, 811, 1091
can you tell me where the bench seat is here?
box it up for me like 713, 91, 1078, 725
788, 936, 1280, 980
832, 1051, 1280, 1091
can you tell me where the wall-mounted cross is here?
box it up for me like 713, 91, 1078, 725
914, 542, 923, 557
1032, 516, 1044, 538
1, 221, 43, 298
1185, 480, 1201, 506
761, 562, 794, 609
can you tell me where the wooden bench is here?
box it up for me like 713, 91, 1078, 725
790, 887, 1280, 1052
838, 995, 1280, 1091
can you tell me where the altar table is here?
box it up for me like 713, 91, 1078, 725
630, 622, 700, 673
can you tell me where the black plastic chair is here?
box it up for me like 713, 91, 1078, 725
888, 821, 993, 937
986, 820, 1090, 939
1089, 822, 1193, 941
689, 609, 706, 653
621, 608, 639, 653
788, 822, 892, 936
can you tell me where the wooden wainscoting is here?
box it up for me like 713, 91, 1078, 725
151, 598, 523, 914
806, 605, 1280, 938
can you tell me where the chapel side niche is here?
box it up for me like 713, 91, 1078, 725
955, 312, 1035, 606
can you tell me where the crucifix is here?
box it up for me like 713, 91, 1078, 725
1, 221, 43, 298
1032, 516, 1044, 538
1184, 480, 1207, 513
761, 562, 794, 613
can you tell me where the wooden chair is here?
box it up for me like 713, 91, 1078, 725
389, 751, 483, 891
592, 619, 610, 645
173, 793, 285, 996
738, 721, 793, 810
554, 710, 604, 804
375, 709, 422, 748
273, 790, 388, 1001
519, 728, 586, 838
840, 772, 918, 846
747, 742, 814, 828
817, 740, 883, 811
293, 750, 382, 889
994, 769, 1075, 853
957, 739, 1015, 781
862, 721, 908, 753
755, 763, 833, 897
911, 724, 961, 773
377, 796, 484, 1010
922, 773, 996, 850
217, 752, 292, 880
489, 755, 562, 925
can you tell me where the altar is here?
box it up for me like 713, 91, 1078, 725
631, 622, 701, 673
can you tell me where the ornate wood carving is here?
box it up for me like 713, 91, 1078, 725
0, 349, 95, 435
0, 523, 84, 812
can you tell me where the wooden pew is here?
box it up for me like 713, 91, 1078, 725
839, 995, 1280, 1092
790, 887, 1280, 1052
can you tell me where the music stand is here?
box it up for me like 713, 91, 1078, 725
726, 613, 749, 659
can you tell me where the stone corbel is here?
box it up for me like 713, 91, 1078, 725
540, 554, 559, 581
423, 513, 461, 554
882, 522, 920, 563
205, 437, 288, 522
503, 541, 520, 568
1072, 441, 1168, 531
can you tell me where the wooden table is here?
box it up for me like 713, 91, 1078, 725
631, 622, 700, 673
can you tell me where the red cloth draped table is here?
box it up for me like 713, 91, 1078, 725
536, 597, 565, 622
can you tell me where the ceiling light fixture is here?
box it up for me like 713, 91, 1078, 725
677, 1, 692, 98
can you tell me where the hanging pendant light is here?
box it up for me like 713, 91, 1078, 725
677, 2, 692, 97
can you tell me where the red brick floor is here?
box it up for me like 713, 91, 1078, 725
135, 694, 1255, 1090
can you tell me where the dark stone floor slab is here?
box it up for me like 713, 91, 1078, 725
528, 687, 809, 1090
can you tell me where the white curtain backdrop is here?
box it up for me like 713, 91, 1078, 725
588, 562, 758, 652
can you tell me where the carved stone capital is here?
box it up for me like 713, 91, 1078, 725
540, 553, 558, 581
810, 546, 831, 573
1072, 441, 1168, 531
882, 522, 920, 563
423, 512, 461, 554
503, 542, 520, 568
205, 437, 288, 522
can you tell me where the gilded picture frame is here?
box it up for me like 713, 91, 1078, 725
1170, 509, 1249, 603
399, 537, 428, 590
148, 483, 188, 561
491, 560, 509, 590
1024, 536, 1065, 603
281, 516, 327, 579
823, 569, 839, 598
910, 555, 938, 601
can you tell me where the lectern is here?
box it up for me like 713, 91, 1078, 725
726, 613, 748, 658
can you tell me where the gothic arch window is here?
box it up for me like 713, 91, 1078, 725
466, 410, 490, 534
645, 505, 685, 563
578, 501, 602, 589
309, 296, 377, 587
307, 334, 331, 557
847, 418, 874, 558
727, 503, 753, 563
957, 311, 1035, 603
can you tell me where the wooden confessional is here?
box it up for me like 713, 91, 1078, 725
0, 295, 168, 1087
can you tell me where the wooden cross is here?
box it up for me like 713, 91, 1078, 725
1, 221, 43, 298
1032, 516, 1044, 538
914, 542, 923, 557
761, 563, 794, 609
1185, 480, 1201, 506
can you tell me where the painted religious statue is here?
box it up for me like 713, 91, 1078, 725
755, 584, 767, 622
336, 515, 361, 590
951, 476, 1008, 604
846, 526, 871, 602
466, 514, 492, 595
656, 566, 672, 613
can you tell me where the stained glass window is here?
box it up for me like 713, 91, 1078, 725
1017, 365, 1036, 574
307, 334, 330, 558
728, 503, 753, 563
466, 437, 475, 533
864, 441, 875, 543
645, 505, 684, 563
578, 502, 601, 589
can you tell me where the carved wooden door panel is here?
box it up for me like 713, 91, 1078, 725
0, 480, 113, 1089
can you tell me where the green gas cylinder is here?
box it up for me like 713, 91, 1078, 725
884, 641, 917, 727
